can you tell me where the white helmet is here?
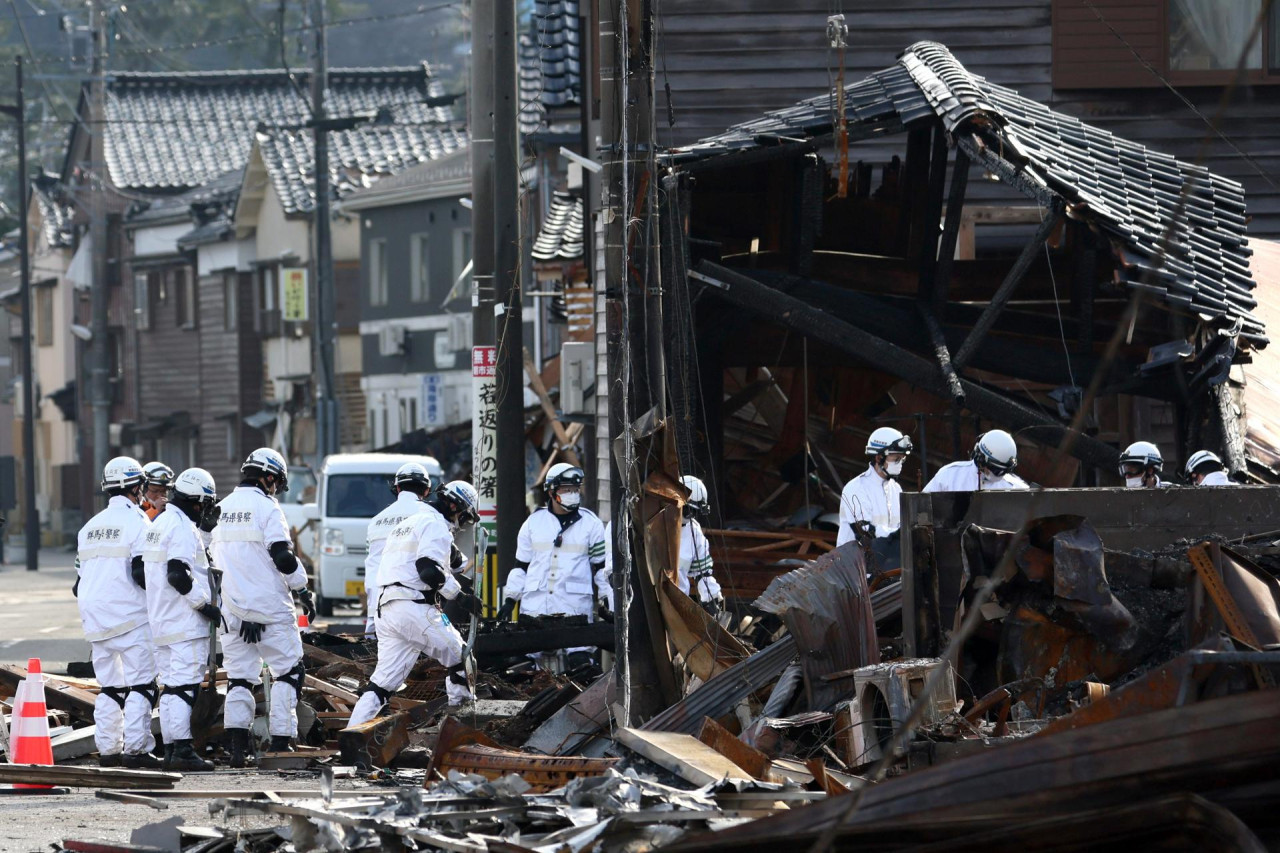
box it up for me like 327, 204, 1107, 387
544, 462, 584, 492
1184, 449, 1224, 480
679, 475, 710, 518
102, 456, 146, 492
142, 461, 175, 488
172, 467, 217, 505
866, 427, 913, 458
393, 462, 433, 492
972, 430, 1018, 477
1119, 441, 1163, 477
434, 480, 480, 528
242, 447, 289, 488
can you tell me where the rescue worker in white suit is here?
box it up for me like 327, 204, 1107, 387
74, 456, 161, 768
212, 448, 317, 767
347, 481, 482, 725
142, 468, 221, 772
498, 464, 608, 669
838, 428, 912, 571
363, 463, 435, 638
1119, 441, 1167, 488
924, 430, 1029, 493
1185, 450, 1236, 486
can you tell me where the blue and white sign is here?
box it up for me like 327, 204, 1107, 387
421, 373, 445, 428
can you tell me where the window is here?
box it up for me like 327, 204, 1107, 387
1053, 0, 1280, 88
223, 273, 238, 331
36, 284, 53, 347
174, 267, 197, 330
107, 328, 124, 381
255, 267, 276, 333
369, 238, 388, 306
325, 474, 393, 518
453, 228, 472, 294
410, 232, 430, 302
133, 273, 151, 330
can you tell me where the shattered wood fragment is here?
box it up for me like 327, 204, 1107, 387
429, 716, 618, 791
660, 577, 751, 681
616, 728, 755, 787
94, 791, 169, 810
0, 665, 99, 723
0, 764, 180, 790
697, 716, 773, 780
338, 712, 411, 768
523, 670, 615, 755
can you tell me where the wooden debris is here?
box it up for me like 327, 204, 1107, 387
0, 764, 180, 790
0, 665, 99, 723
697, 716, 772, 781
429, 716, 618, 792
94, 790, 169, 810
616, 728, 755, 787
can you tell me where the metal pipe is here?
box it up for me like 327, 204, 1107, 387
14, 57, 38, 570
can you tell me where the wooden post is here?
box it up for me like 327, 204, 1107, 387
932, 148, 970, 319
916, 128, 950, 300
1211, 381, 1248, 478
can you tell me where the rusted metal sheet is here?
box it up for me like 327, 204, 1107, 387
428, 717, 618, 792
659, 576, 751, 681
755, 543, 879, 710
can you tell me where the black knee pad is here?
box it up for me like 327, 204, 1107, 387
101, 686, 129, 709
130, 683, 159, 708
446, 662, 469, 688
276, 661, 305, 699
360, 680, 395, 715
227, 677, 257, 698
162, 682, 202, 708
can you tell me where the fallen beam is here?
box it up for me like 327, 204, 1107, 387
0, 666, 99, 723
616, 728, 755, 787
694, 260, 1120, 472
475, 622, 616, 656
0, 763, 181, 790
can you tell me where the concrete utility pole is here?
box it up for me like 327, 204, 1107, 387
311, 0, 339, 458
88, 0, 109, 507
493, 0, 525, 579
5, 57, 39, 570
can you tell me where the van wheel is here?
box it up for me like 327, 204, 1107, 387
317, 594, 335, 617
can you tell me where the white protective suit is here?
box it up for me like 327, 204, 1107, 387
923, 460, 1029, 493
597, 518, 721, 608
348, 505, 470, 725
837, 466, 902, 547
363, 491, 431, 636
143, 503, 215, 743
212, 484, 307, 737
76, 496, 156, 758
1199, 471, 1234, 486
507, 507, 608, 618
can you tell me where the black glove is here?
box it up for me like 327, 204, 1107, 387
199, 504, 221, 534
72, 576, 80, 598
701, 596, 725, 619
295, 588, 317, 621
238, 621, 264, 644
497, 598, 517, 621
449, 542, 466, 571
595, 598, 614, 623
454, 591, 483, 617
196, 603, 221, 624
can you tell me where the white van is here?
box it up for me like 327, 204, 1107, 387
303, 452, 444, 616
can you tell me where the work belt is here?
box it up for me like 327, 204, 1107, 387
377, 582, 429, 618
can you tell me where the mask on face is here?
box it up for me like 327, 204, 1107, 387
885, 459, 904, 478
1125, 476, 1146, 489
558, 491, 582, 510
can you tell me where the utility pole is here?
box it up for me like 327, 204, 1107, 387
470, 0, 498, 592
493, 0, 524, 579
88, 0, 109, 508
311, 0, 338, 458
4, 57, 39, 570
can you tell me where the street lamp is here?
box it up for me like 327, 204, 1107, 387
0, 56, 40, 571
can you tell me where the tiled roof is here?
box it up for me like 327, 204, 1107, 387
342, 146, 472, 210
103, 65, 452, 191
256, 121, 468, 215
680, 42, 1265, 347
532, 192, 583, 261
31, 174, 75, 249
518, 0, 582, 135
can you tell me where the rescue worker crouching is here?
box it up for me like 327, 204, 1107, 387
923, 430, 1029, 493
1185, 450, 1236, 486
211, 448, 316, 767
363, 462, 435, 639
838, 427, 912, 573
141, 461, 175, 520
143, 467, 221, 772
347, 480, 481, 726
498, 464, 608, 671
75, 456, 161, 768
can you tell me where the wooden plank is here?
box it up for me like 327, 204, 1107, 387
0, 764, 181, 790
697, 717, 773, 781
616, 728, 755, 787
94, 790, 169, 811
0, 665, 99, 723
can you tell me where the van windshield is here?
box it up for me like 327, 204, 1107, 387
325, 474, 394, 518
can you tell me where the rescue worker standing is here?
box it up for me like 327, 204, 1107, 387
75, 457, 160, 768
924, 430, 1029, 492
363, 463, 435, 638
142, 468, 221, 772
838, 428, 912, 570
1185, 450, 1235, 486
141, 462, 175, 520
212, 448, 316, 766
347, 481, 481, 725
1119, 441, 1166, 488
676, 476, 724, 614
498, 464, 608, 668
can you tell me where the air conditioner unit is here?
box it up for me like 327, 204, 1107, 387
379, 324, 406, 357
446, 313, 472, 352
834, 658, 958, 770
559, 341, 594, 415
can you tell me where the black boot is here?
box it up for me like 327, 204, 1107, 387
162, 743, 174, 767
123, 751, 164, 769
227, 728, 257, 769
98, 753, 122, 768
268, 735, 295, 753
165, 739, 214, 772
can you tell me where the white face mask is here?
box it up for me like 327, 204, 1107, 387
557, 491, 582, 510
1125, 476, 1146, 489
885, 459, 904, 477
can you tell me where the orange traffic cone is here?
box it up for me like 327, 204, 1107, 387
12, 658, 54, 788
297, 614, 311, 631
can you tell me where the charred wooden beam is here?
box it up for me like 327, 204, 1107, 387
1211, 381, 1248, 477
901, 128, 933, 259
694, 260, 1120, 472
475, 622, 616, 657
932, 148, 970, 318
1073, 224, 1097, 353
918, 303, 964, 403
953, 210, 1062, 370
791, 153, 824, 276
916, 128, 950, 299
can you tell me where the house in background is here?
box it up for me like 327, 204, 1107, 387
342, 149, 475, 448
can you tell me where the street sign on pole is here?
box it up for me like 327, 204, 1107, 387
281, 268, 309, 322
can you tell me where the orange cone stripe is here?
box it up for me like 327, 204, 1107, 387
20, 701, 46, 717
